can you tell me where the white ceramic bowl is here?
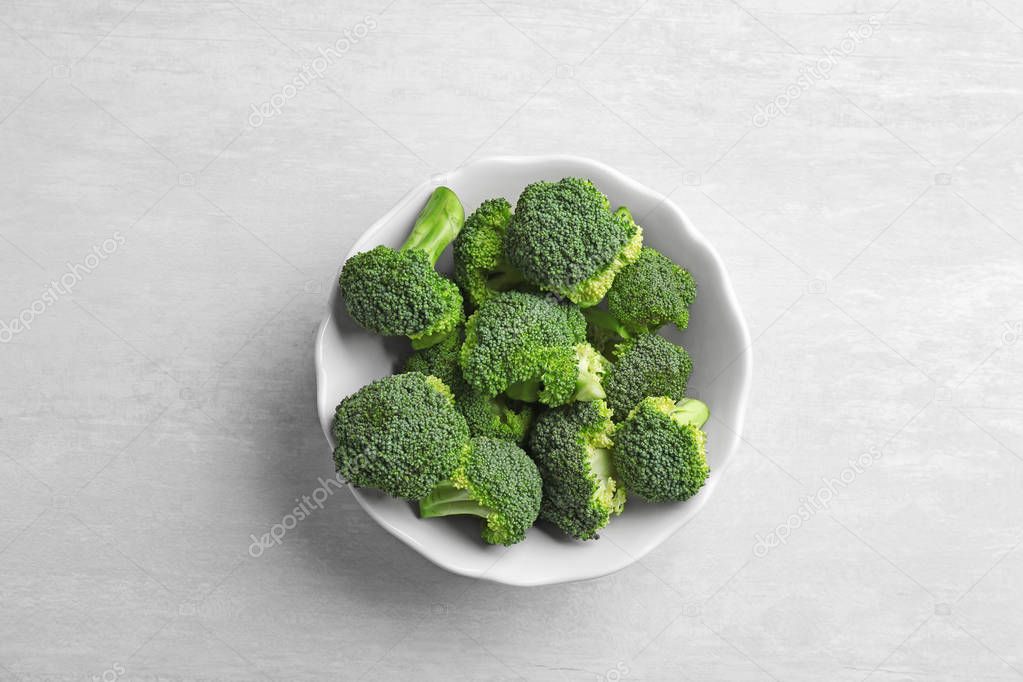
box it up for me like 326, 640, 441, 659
315, 155, 752, 586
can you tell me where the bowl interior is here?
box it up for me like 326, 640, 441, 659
315, 156, 752, 586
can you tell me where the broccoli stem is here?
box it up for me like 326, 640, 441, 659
583, 307, 633, 341
419, 480, 490, 519
574, 345, 607, 401
485, 266, 525, 292
574, 364, 606, 401
400, 186, 465, 265
588, 445, 614, 480
671, 398, 710, 428
410, 327, 455, 350
506, 379, 540, 402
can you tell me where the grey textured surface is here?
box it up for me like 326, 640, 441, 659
1, 1, 1022, 680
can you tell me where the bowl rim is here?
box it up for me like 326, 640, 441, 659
314, 154, 753, 585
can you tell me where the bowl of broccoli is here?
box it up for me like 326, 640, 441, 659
315, 155, 752, 586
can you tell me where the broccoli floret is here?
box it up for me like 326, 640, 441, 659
527, 400, 626, 540
332, 372, 469, 499
457, 390, 534, 445
613, 397, 710, 502
461, 290, 606, 406
419, 436, 542, 545
603, 333, 693, 419
504, 178, 643, 307
453, 197, 524, 307
403, 327, 467, 395
340, 187, 466, 349
607, 244, 697, 334
405, 331, 536, 443
504, 342, 609, 404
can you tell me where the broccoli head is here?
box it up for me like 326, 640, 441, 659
419, 436, 542, 545
457, 390, 534, 445
460, 290, 606, 406
504, 178, 643, 307
453, 197, 524, 307
340, 187, 465, 349
603, 333, 693, 419
528, 400, 626, 540
332, 372, 469, 499
403, 326, 467, 395
613, 397, 710, 502
607, 244, 696, 334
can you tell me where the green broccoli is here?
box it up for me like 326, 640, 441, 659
527, 400, 626, 540
452, 197, 524, 307
503, 178, 643, 307
503, 342, 609, 404
403, 326, 467, 395
460, 290, 607, 406
457, 390, 534, 445
582, 306, 634, 357
332, 372, 469, 499
340, 187, 466, 349
613, 397, 710, 502
606, 242, 697, 334
419, 436, 542, 545
603, 333, 693, 419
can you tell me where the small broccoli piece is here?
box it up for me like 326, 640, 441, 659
461, 290, 605, 406
613, 397, 710, 502
340, 187, 466, 349
504, 342, 609, 404
457, 390, 534, 445
403, 327, 467, 395
453, 198, 524, 307
405, 332, 535, 443
332, 372, 469, 499
607, 243, 697, 334
504, 178, 643, 307
603, 333, 693, 419
528, 400, 626, 540
419, 436, 542, 545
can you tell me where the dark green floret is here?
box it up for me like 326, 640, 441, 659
419, 436, 542, 545
528, 400, 626, 540
453, 197, 524, 308
340, 187, 465, 349
461, 290, 607, 406
457, 390, 534, 445
403, 327, 467, 396
504, 178, 643, 307
607, 244, 697, 334
613, 397, 710, 502
603, 333, 692, 419
332, 372, 469, 499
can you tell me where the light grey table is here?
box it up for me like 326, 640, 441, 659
1, 1, 1021, 680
